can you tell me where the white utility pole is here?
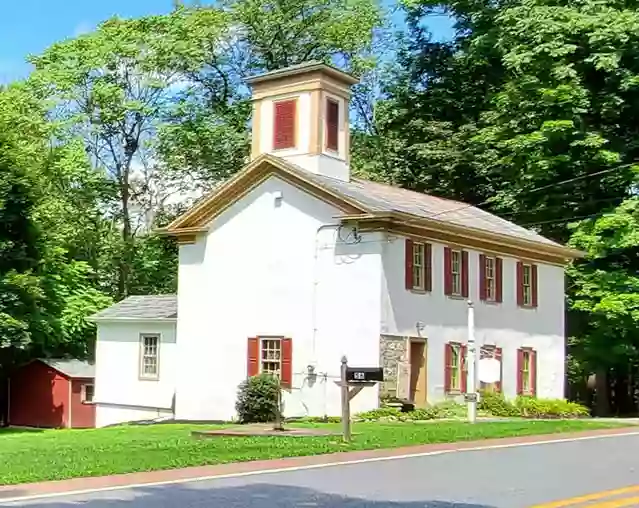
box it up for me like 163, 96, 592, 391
467, 300, 477, 424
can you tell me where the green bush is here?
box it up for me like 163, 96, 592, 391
235, 373, 281, 423
356, 407, 403, 421
292, 415, 342, 423
399, 407, 440, 421
515, 396, 590, 419
478, 391, 519, 417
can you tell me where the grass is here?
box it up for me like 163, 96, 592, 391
0, 419, 625, 486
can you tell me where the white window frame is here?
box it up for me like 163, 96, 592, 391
81, 383, 95, 404
485, 256, 496, 302
412, 242, 426, 290
449, 343, 462, 391
522, 349, 533, 394
522, 264, 533, 306
451, 249, 462, 296
260, 337, 282, 378
139, 333, 161, 381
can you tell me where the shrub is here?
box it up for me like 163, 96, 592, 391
235, 374, 281, 423
400, 407, 440, 421
515, 396, 590, 419
478, 391, 519, 417
356, 407, 403, 421
292, 415, 342, 423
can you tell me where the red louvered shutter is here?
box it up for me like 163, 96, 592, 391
516, 262, 524, 307
444, 343, 452, 393
326, 99, 339, 151
425, 243, 433, 292
495, 257, 503, 303
531, 264, 539, 308
479, 254, 487, 301
495, 347, 503, 392
405, 239, 414, 290
444, 247, 452, 295
530, 349, 537, 396
281, 338, 293, 389
273, 99, 296, 150
247, 337, 259, 377
461, 344, 468, 393
516, 348, 524, 395
461, 251, 469, 298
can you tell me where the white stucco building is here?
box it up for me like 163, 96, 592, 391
90, 62, 580, 427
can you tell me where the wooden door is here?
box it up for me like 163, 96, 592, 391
409, 341, 427, 406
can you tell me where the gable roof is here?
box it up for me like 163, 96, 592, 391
161, 154, 581, 263
39, 359, 95, 379
89, 295, 177, 322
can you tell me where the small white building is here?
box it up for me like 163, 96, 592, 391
90, 62, 580, 427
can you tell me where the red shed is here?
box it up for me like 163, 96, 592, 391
8, 359, 95, 429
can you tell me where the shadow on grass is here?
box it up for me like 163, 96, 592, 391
0, 427, 43, 436
1, 483, 497, 507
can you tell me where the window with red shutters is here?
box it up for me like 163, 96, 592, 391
517, 262, 538, 308
480, 345, 502, 393
273, 99, 297, 150
445, 342, 466, 393
326, 98, 339, 151
248, 337, 294, 389
405, 239, 432, 292
480, 255, 503, 303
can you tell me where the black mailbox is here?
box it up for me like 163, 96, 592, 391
345, 367, 384, 383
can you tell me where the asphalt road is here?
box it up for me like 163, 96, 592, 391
4, 433, 639, 508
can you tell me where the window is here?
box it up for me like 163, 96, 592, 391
485, 257, 496, 301
326, 98, 339, 151
247, 337, 293, 388
82, 384, 94, 403
517, 348, 537, 396
273, 99, 296, 150
479, 346, 502, 393
412, 243, 425, 290
139, 334, 160, 380
451, 250, 462, 296
517, 261, 538, 308
445, 247, 468, 298
405, 239, 432, 292
445, 343, 466, 393
261, 338, 282, 377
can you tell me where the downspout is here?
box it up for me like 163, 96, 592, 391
68, 380, 73, 429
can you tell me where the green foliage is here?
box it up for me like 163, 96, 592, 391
235, 373, 281, 423
356, 406, 404, 421
478, 391, 521, 418
514, 397, 590, 419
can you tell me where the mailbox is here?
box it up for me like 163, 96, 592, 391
345, 367, 384, 383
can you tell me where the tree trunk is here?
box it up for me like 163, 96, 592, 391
595, 368, 610, 416
118, 172, 132, 300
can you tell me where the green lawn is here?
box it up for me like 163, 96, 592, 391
0, 420, 624, 486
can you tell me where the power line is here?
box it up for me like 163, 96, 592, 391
521, 212, 608, 227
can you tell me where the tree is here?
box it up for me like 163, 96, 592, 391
29, 9, 228, 299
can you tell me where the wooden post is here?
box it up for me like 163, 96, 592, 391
340, 355, 351, 442
274, 376, 283, 431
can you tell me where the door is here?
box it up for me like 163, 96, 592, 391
409, 341, 427, 406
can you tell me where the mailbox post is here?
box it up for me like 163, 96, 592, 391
339, 356, 384, 443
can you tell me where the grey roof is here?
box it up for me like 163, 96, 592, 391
90, 295, 177, 321
40, 359, 95, 379
281, 161, 560, 248
246, 60, 359, 85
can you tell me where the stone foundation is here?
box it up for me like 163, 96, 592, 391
379, 335, 408, 399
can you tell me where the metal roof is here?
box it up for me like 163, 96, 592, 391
90, 295, 177, 321
40, 359, 95, 379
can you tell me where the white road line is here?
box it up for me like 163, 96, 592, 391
2, 430, 639, 505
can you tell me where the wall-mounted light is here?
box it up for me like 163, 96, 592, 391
273, 190, 283, 207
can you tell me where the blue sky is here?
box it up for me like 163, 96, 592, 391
0, 1, 454, 84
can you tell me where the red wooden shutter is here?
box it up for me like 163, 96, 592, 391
516, 262, 524, 307
444, 247, 452, 295
516, 348, 524, 395
495, 347, 503, 393
425, 243, 433, 292
326, 99, 339, 151
495, 257, 503, 303
281, 338, 293, 389
444, 343, 452, 393
461, 344, 468, 393
530, 349, 537, 397
247, 337, 259, 377
479, 254, 487, 301
461, 250, 469, 298
531, 264, 539, 308
273, 100, 296, 150
405, 239, 414, 290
